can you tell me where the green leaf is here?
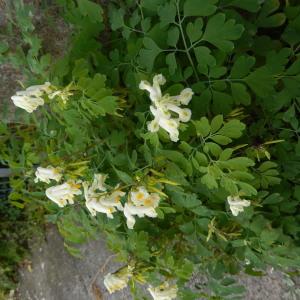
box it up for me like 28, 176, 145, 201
222, 0, 261, 12
158, 2, 176, 27
167, 26, 180, 47
210, 115, 224, 133
0, 41, 9, 54
166, 52, 177, 75
210, 135, 232, 145
77, 0, 103, 23
230, 55, 255, 79
110, 7, 125, 30
184, 0, 218, 17
224, 157, 255, 170
201, 173, 218, 189
194, 46, 216, 73
139, 38, 162, 72
202, 13, 244, 52
245, 67, 276, 97
231, 83, 251, 105
193, 117, 211, 137
186, 18, 203, 43
218, 119, 245, 138
256, 0, 286, 28
160, 150, 193, 176
113, 167, 133, 184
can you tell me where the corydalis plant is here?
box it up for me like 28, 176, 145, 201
140, 74, 194, 142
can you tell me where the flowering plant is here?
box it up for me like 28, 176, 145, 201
1, 0, 300, 299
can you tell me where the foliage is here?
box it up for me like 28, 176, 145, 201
1, 0, 300, 299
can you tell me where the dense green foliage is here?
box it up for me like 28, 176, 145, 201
1, 0, 300, 299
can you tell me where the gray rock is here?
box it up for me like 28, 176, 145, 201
16, 226, 298, 300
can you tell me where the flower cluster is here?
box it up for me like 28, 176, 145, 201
139, 74, 194, 142
35, 167, 161, 229
83, 174, 124, 219
11, 82, 73, 113
227, 195, 251, 216
103, 266, 178, 300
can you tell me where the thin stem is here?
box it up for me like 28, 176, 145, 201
188, 39, 204, 51
175, 0, 199, 81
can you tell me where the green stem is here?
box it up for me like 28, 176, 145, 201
176, 0, 199, 81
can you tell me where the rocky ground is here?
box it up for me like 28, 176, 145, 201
15, 226, 298, 300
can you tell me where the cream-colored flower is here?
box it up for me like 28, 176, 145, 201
148, 282, 178, 300
26, 82, 52, 94
124, 202, 159, 229
227, 195, 250, 216
140, 74, 193, 142
130, 186, 160, 207
45, 181, 82, 207
11, 82, 52, 113
104, 266, 133, 294
172, 88, 194, 105
139, 74, 166, 102
125, 187, 160, 228
83, 174, 124, 218
11, 94, 44, 113
85, 195, 117, 218
34, 166, 62, 184
89, 173, 108, 192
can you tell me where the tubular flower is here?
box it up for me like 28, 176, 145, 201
11, 82, 51, 113
83, 174, 124, 218
104, 266, 133, 294
34, 166, 62, 184
124, 186, 160, 229
227, 195, 251, 216
148, 283, 178, 300
139, 74, 194, 142
45, 181, 82, 207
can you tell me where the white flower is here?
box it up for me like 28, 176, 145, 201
124, 186, 160, 229
130, 186, 160, 207
148, 283, 178, 300
227, 195, 250, 216
45, 181, 82, 207
172, 88, 194, 105
124, 203, 158, 229
11, 95, 44, 113
11, 82, 52, 113
139, 74, 166, 102
34, 166, 62, 184
140, 74, 193, 142
89, 173, 108, 192
104, 267, 133, 294
158, 118, 179, 142
26, 82, 52, 94
83, 174, 124, 218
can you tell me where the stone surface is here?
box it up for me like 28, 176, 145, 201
16, 225, 298, 300
17, 225, 132, 300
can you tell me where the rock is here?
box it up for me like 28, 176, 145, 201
17, 225, 297, 300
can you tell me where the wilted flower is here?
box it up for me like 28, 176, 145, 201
104, 266, 133, 294
227, 195, 250, 216
11, 82, 51, 113
83, 174, 124, 218
124, 186, 160, 229
139, 74, 193, 142
148, 282, 178, 300
34, 166, 62, 184
45, 181, 82, 207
